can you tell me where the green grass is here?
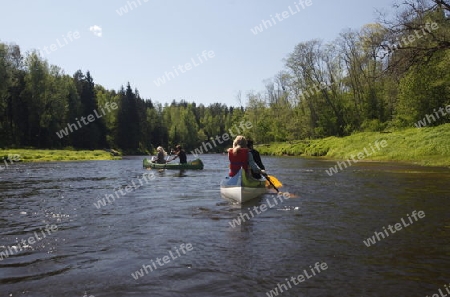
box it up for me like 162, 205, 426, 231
0, 149, 121, 162
256, 124, 450, 167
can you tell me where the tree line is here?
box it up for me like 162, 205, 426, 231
0, 47, 244, 153
0, 0, 449, 153
243, 0, 450, 142
0, 48, 245, 153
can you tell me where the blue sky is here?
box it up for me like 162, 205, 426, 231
0, 0, 396, 106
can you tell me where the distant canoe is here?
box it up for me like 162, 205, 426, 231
143, 158, 204, 170
220, 168, 267, 203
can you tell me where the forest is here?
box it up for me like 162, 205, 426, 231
0, 0, 449, 154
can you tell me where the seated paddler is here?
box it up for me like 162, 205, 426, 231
228, 135, 265, 178
151, 146, 168, 164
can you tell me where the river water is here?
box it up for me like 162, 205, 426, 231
0, 155, 449, 297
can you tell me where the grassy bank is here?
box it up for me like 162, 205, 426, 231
256, 124, 450, 167
0, 149, 121, 162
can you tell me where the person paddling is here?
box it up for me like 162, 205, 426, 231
169, 145, 187, 164
247, 139, 265, 179
228, 135, 265, 178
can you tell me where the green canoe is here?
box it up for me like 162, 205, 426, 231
143, 158, 204, 170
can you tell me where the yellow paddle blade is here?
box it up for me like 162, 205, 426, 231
265, 175, 283, 188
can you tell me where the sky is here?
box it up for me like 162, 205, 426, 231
0, 0, 397, 107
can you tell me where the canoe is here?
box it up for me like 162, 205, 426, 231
143, 158, 204, 170
220, 168, 267, 203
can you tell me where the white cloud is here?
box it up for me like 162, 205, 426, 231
89, 25, 102, 37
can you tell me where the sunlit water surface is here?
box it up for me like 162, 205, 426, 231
0, 155, 449, 297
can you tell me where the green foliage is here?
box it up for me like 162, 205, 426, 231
396, 51, 450, 127
360, 119, 388, 132
0, 0, 449, 156
258, 124, 450, 167
0, 149, 119, 161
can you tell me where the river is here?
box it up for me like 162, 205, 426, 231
0, 155, 449, 297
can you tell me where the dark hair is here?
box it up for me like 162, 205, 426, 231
247, 139, 254, 148
176, 145, 182, 150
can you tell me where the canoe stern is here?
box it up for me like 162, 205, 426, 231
220, 169, 266, 203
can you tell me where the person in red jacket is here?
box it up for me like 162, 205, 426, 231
228, 135, 265, 178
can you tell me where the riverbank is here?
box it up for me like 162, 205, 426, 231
256, 124, 450, 167
0, 149, 121, 162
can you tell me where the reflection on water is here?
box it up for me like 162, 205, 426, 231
0, 155, 449, 297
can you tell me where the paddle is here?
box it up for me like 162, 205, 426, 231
263, 173, 279, 192
262, 173, 299, 198
166, 156, 177, 163
265, 175, 282, 188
